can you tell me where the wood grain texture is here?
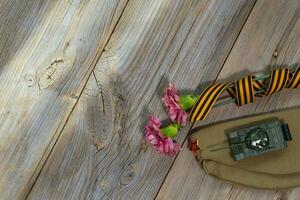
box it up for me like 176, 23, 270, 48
0, 0, 127, 199
27, 0, 256, 199
157, 0, 300, 199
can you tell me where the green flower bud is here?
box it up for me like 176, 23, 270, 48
161, 123, 181, 138
178, 95, 198, 110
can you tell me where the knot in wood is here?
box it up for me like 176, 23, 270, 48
38, 59, 64, 89
24, 74, 35, 87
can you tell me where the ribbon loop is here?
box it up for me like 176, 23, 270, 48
287, 67, 300, 89
235, 75, 254, 106
189, 83, 231, 122
260, 68, 290, 96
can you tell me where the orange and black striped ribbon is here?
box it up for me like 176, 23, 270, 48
287, 67, 300, 89
189, 67, 299, 123
235, 76, 254, 106
259, 68, 290, 96
252, 78, 265, 93
189, 83, 231, 122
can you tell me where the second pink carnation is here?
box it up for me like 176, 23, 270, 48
162, 84, 188, 125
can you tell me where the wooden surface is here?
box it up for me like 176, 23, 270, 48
0, 0, 299, 199
0, 0, 127, 199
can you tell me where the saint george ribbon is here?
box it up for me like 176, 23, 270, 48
189, 67, 300, 123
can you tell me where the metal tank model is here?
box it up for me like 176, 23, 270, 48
227, 119, 292, 161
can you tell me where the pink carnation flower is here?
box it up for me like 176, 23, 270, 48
145, 115, 181, 156
162, 84, 188, 125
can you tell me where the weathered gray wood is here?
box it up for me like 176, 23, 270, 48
0, 0, 127, 199
157, 0, 300, 199
27, 0, 256, 199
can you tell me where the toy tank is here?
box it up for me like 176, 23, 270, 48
227, 119, 292, 161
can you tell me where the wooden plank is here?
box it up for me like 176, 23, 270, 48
27, 0, 256, 199
157, 0, 300, 199
0, 0, 127, 199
